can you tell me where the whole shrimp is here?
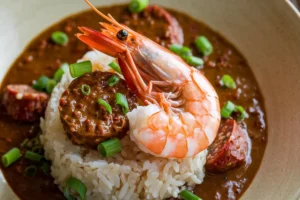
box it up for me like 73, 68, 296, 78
77, 0, 221, 158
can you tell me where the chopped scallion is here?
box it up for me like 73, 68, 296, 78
32, 146, 43, 154
115, 93, 129, 114
41, 162, 50, 174
98, 138, 122, 157
1, 148, 21, 167
64, 177, 87, 200
169, 44, 183, 54
108, 75, 120, 87
195, 36, 213, 56
220, 75, 236, 89
179, 46, 193, 57
46, 79, 56, 93
25, 151, 44, 162
184, 56, 204, 67
21, 138, 29, 148
221, 101, 236, 118
235, 105, 248, 120
129, 0, 149, 13
54, 63, 69, 82
179, 189, 202, 200
97, 99, 112, 114
51, 31, 69, 45
24, 165, 37, 177
33, 76, 49, 91
81, 84, 91, 96
108, 61, 122, 74
69, 61, 92, 78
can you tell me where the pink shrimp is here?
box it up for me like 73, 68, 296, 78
76, 0, 221, 158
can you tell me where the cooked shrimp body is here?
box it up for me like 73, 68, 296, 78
77, 0, 221, 158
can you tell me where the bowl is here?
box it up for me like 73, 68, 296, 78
1, 0, 300, 199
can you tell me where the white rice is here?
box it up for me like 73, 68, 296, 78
40, 51, 207, 200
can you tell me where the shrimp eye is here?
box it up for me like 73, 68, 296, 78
117, 29, 128, 41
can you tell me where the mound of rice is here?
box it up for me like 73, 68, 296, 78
40, 51, 207, 200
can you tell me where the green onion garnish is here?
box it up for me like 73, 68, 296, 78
46, 79, 56, 93
220, 75, 236, 89
64, 177, 87, 200
69, 61, 92, 78
81, 84, 91, 96
1, 148, 21, 167
54, 63, 69, 82
129, 0, 149, 13
179, 46, 193, 57
25, 151, 44, 162
184, 56, 204, 67
195, 36, 213, 56
169, 44, 183, 54
24, 165, 37, 177
108, 61, 122, 74
98, 138, 122, 157
51, 31, 69, 45
221, 101, 236, 118
97, 99, 112, 114
40, 162, 50, 174
115, 93, 129, 114
32, 146, 43, 154
108, 75, 120, 87
33, 76, 49, 91
235, 105, 248, 120
21, 138, 29, 148
179, 190, 202, 200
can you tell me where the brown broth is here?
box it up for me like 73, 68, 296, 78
0, 4, 267, 200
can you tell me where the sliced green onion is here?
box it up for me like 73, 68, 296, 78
1, 148, 21, 167
179, 46, 193, 57
97, 99, 112, 114
25, 151, 44, 162
221, 101, 236, 118
195, 36, 213, 56
184, 56, 204, 67
33, 76, 49, 91
169, 44, 183, 54
69, 61, 92, 78
108, 75, 120, 87
115, 93, 129, 114
65, 177, 87, 200
24, 165, 37, 177
98, 138, 122, 157
40, 162, 50, 174
32, 146, 43, 154
54, 63, 68, 82
220, 75, 236, 89
179, 190, 202, 200
235, 105, 248, 120
81, 84, 91, 96
129, 0, 149, 13
46, 79, 57, 93
21, 138, 29, 148
108, 61, 122, 74
51, 31, 69, 45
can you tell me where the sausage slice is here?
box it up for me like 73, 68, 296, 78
2, 85, 49, 122
206, 119, 250, 172
121, 5, 184, 47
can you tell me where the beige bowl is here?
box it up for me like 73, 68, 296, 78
1, 0, 300, 199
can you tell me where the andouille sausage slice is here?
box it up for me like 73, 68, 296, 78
121, 5, 184, 47
206, 119, 249, 172
2, 85, 49, 122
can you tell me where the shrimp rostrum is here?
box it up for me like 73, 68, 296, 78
77, 0, 221, 158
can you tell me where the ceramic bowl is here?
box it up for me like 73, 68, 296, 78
1, 0, 300, 199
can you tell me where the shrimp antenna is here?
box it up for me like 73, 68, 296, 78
84, 0, 127, 30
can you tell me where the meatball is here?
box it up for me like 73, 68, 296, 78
206, 119, 250, 172
58, 71, 137, 149
2, 84, 49, 122
120, 5, 184, 47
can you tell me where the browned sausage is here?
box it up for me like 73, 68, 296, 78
58, 71, 137, 149
2, 85, 49, 122
206, 119, 249, 172
120, 5, 184, 47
